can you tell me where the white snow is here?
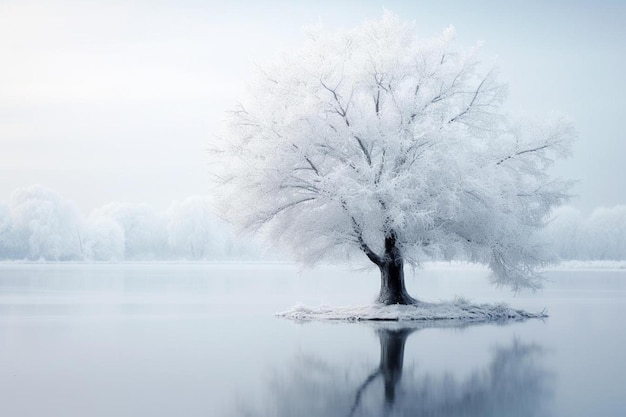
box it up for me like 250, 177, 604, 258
547, 260, 626, 271
277, 298, 546, 322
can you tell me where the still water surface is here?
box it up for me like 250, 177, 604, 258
0, 263, 624, 416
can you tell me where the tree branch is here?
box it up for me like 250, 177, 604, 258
374, 149, 386, 184
279, 183, 320, 193
352, 216, 381, 266
319, 80, 374, 166
292, 144, 321, 176
353, 135, 372, 166
314, 143, 358, 171
320, 79, 350, 119
304, 156, 320, 176
256, 197, 316, 224
339, 199, 381, 265
448, 73, 489, 124
496, 144, 550, 165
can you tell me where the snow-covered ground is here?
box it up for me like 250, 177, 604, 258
418, 260, 626, 271
277, 298, 546, 322
547, 260, 626, 270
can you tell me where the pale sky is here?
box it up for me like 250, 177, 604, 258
1, 0, 625, 213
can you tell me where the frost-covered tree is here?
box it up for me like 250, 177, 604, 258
91, 203, 168, 260
585, 206, 626, 260
166, 196, 264, 260
167, 196, 217, 259
8, 185, 85, 260
84, 215, 125, 261
0, 202, 17, 259
215, 13, 575, 304
542, 206, 584, 260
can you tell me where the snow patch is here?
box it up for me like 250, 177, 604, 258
547, 260, 626, 271
277, 298, 546, 322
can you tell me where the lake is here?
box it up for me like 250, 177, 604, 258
0, 263, 624, 416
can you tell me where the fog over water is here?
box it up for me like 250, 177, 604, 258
0, 264, 625, 416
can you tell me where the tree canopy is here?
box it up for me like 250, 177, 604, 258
214, 13, 575, 296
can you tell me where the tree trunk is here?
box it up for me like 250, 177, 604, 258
375, 232, 417, 305
376, 260, 416, 305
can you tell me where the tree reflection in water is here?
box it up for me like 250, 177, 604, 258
241, 324, 552, 417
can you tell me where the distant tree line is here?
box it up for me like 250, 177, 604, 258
0, 185, 261, 261
541, 205, 626, 261
0, 185, 623, 262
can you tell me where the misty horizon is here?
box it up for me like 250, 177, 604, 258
1, 184, 624, 262
2, 1, 625, 214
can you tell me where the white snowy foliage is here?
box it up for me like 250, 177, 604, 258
541, 205, 584, 260
214, 13, 576, 290
0, 202, 15, 259
0, 186, 263, 261
1, 185, 624, 262
91, 202, 168, 260
84, 215, 125, 261
542, 205, 626, 261
167, 196, 266, 260
7, 185, 84, 260
584, 206, 626, 260
167, 196, 219, 259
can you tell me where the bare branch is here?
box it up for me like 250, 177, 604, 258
496, 144, 550, 165
304, 156, 320, 176
292, 144, 321, 176
256, 197, 316, 224
314, 144, 358, 171
353, 220, 382, 266
375, 88, 381, 115
448, 73, 490, 124
353, 135, 372, 166
375, 149, 386, 184
320, 80, 373, 166
320, 79, 349, 119
279, 183, 321, 193
339, 199, 381, 265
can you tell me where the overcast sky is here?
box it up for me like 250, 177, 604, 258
1, 0, 624, 213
